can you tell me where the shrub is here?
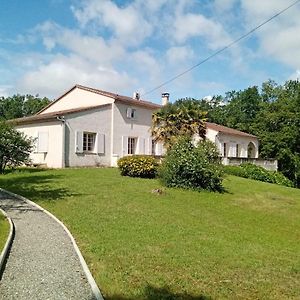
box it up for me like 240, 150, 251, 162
159, 138, 223, 192
240, 163, 274, 183
117, 155, 158, 178
223, 163, 294, 187
222, 165, 247, 178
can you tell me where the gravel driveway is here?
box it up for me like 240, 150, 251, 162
0, 191, 96, 300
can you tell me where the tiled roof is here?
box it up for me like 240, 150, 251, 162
9, 104, 110, 125
37, 84, 161, 114
206, 122, 257, 138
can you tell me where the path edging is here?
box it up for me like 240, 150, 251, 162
0, 188, 104, 300
0, 207, 15, 277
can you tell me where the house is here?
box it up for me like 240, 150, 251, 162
12, 85, 162, 168
205, 122, 277, 170
11, 84, 277, 170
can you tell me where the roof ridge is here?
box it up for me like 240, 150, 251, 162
206, 122, 257, 138
37, 84, 161, 114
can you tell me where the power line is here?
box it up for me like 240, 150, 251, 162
142, 0, 300, 96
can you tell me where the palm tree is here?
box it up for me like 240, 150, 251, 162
151, 98, 207, 150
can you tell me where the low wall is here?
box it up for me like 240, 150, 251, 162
222, 157, 278, 171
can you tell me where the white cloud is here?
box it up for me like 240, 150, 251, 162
166, 46, 195, 64
289, 69, 300, 80
172, 13, 232, 49
0, 85, 13, 97
16, 54, 135, 97
72, 0, 153, 46
214, 0, 238, 12
240, 0, 300, 69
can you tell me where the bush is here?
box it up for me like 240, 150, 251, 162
240, 163, 274, 183
223, 163, 294, 187
117, 155, 159, 178
222, 165, 247, 178
159, 138, 223, 192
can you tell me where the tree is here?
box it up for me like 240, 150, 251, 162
0, 94, 50, 120
151, 98, 207, 149
0, 121, 33, 173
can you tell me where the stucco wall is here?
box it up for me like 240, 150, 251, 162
112, 102, 158, 164
40, 87, 114, 114
64, 106, 112, 167
16, 121, 64, 168
215, 132, 259, 158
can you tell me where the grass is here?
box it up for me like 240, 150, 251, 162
0, 210, 9, 252
0, 167, 300, 299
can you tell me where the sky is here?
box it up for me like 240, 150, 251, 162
0, 0, 300, 104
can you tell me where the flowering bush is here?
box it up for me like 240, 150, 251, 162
159, 138, 224, 192
118, 155, 159, 178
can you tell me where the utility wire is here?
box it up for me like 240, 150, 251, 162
142, 0, 300, 96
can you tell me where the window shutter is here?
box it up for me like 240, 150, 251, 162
75, 131, 83, 153
138, 137, 145, 154
97, 133, 105, 154
126, 108, 132, 118
147, 138, 152, 155
122, 136, 128, 155
156, 142, 163, 156
37, 132, 48, 153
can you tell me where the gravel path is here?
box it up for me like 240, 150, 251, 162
0, 191, 96, 300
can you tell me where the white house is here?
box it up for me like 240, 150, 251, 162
11, 84, 277, 170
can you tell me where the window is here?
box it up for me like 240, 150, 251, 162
236, 144, 239, 157
151, 140, 156, 155
128, 137, 137, 154
126, 108, 136, 119
83, 132, 96, 152
223, 143, 227, 157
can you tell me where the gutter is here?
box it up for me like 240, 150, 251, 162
56, 116, 66, 168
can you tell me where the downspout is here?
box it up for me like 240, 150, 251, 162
110, 103, 114, 167
56, 116, 66, 168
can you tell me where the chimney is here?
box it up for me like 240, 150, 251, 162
133, 92, 140, 100
161, 93, 170, 106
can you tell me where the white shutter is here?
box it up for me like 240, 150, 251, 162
147, 138, 152, 155
75, 131, 83, 153
138, 137, 145, 154
97, 133, 105, 154
122, 136, 128, 155
126, 108, 132, 118
37, 132, 48, 153
156, 142, 163, 156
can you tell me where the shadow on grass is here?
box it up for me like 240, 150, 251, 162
0, 173, 80, 202
3, 167, 48, 175
106, 285, 212, 300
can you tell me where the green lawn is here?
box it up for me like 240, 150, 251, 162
0, 211, 9, 252
0, 168, 300, 299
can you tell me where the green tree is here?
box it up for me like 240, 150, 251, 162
0, 121, 33, 173
0, 94, 50, 120
223, 86, 262, 132
151, 98, 207, 149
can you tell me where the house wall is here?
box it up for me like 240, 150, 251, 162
16, 121, 64, 168
64, 106, 112, 167
40, 87, 114, 114
112, 102, 158, 166
215, 132, 259, 158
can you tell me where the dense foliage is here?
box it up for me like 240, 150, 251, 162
151, 99, 207, 149
0, 121, 33, 173
159, 138, 223, 192
0, 94, 50, 120
117, 155, 158, 178
224, 163, 293, 187
180, 79, 300, 187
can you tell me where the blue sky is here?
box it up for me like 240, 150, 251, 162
0, 0, 299, 104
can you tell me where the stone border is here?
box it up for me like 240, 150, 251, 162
0, 188, 104, 300
0, 208, 15, 277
